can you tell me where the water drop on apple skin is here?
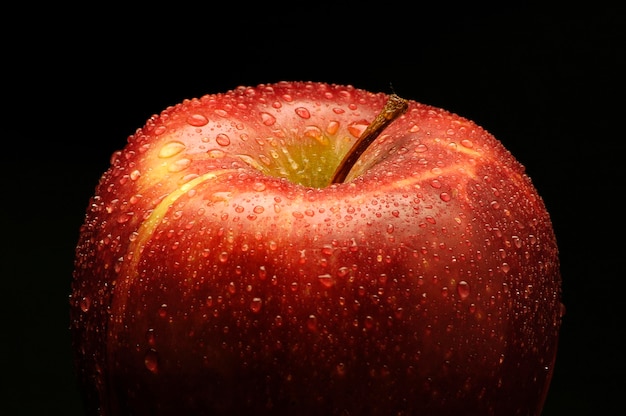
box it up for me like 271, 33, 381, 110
144, 349, 159, 374
158, 141, 186, 158
318, 274, 334, 288
250, 297, 263, 313
187, 113, 209, 127
457, 280, 470, 299
295, 107, 311, 119
260, 112, 276, 126
79, 296, 91, 312
215, 133, 231, 146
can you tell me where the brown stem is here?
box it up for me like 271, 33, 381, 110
330, 94, 409, 184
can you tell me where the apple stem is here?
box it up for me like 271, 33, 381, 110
330, 94, 409, 184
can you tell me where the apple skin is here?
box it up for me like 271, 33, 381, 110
70, 81, 562, 415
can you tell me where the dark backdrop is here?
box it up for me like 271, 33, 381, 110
4, 2, 624, 414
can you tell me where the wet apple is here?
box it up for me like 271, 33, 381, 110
70, 81, 562, 415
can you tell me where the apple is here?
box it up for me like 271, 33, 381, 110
70, 81, 562, 415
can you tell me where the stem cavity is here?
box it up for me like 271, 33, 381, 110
330, 94, 409, 184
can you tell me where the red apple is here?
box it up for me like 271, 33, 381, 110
70, 81, 562, 415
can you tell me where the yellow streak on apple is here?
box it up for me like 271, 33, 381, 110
359, 138, 485, 191
113, 169, 235, 320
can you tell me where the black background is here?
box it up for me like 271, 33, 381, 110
4, 2, 624, 414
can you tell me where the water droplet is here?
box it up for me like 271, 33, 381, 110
326, 120, 340, 135
112, 257, 123, 273
215, 133, 230, 146
250, 297, 262, 313
501, 263, 511, 274
457, 280, 470, 299
415, 143, 428, 153
158, 304, 168, 318
258, 266, 267, 280
259, 154, 271, 165
461, 139, 474, 148
167, 158, 192, 172
158, 141, 186, 158
348, 120, 368, 138
117, 212, 134, 224
79, 296, 91, 312
130, 169, 141, 180
187, 114, 209, 127
144, 348, 159, 374
337, 267, 350, 277
295, 107, 311, 119
304, 125, 324, 142
145, 328, 156, 346
307, 314, 318, 331
206, 149, 226, 159
219, 252, 229, 263
318, 274, 334, 288
378, 274, 388, 285
260, 112, 276, 126
440, 192, 451, 202
524, 284, 534, 298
